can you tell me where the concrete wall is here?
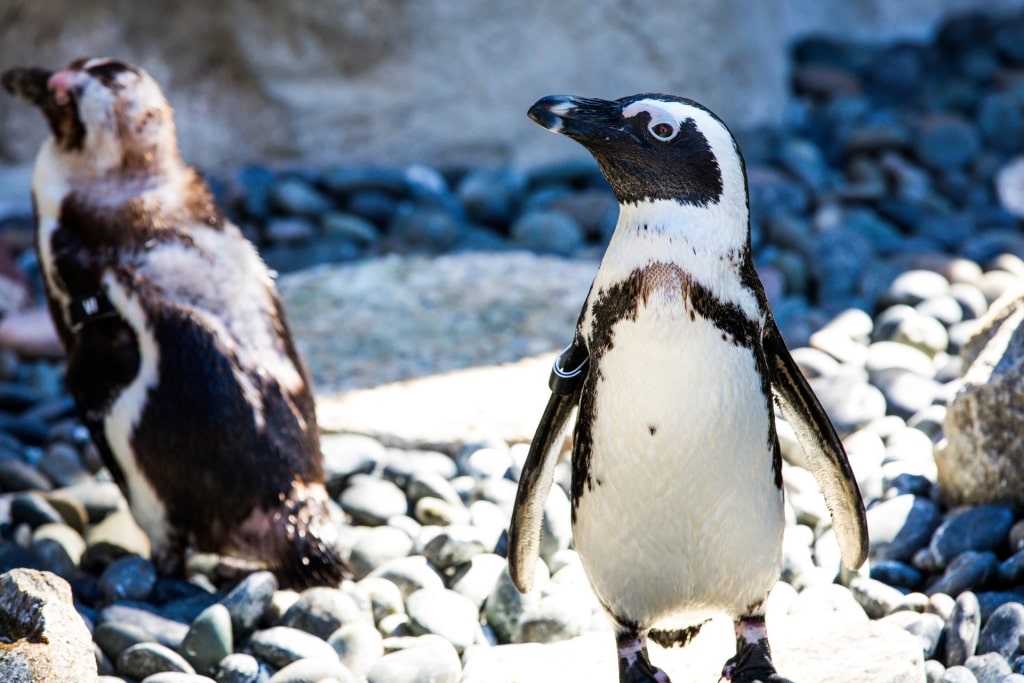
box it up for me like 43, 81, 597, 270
1, 0, 1021, 173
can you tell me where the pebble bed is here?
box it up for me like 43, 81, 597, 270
3, 8, 1024, 683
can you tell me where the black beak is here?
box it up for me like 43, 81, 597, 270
2, 67, 54, 108
528, 95, 632, 145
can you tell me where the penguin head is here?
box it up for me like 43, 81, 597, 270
3, 57, 179, 176
528, 93, 747, 213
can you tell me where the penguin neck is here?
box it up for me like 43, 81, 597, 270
600, 197, 751, 284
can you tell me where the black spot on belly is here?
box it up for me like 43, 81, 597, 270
648, 425, 657, 436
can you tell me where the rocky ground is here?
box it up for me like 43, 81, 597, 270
4, 7, 1024, 683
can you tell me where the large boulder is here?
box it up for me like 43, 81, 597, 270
0, 568, 97, 683
938, 287, 1024, 507
1, 0, 1020, 172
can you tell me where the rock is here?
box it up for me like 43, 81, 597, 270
964, 652, 1011, 682
868, 495, 943, 562
99, 555, 157, 603
279, 587, 367, 640
945, 592, 981, 667
940, 289, 1024, 506
117, 642, 195, 679
97, 604, 190, 650
213, 653, 263, 683
328, 621, 384, 678
180, 603, 233, 675
422, 525, 491, 570
449, 553, 508, 609
349, 526, 416, 580
405, 587, 480, 652
266, 658, 354, 683
219, 570, 278, 638
485, 563, 549, 644
339, 477, 409, 526
366, 635, 461, 683
509, 211, 584, 256
82, 510, 151, 571
930, 505, 1014, 567
249, 627, 339, 669
366, 555, 444, 598
0, 568, 97, 683
996, 157, 1024, 220
977, 602, 1024, 659
926, 551, 999, 597
270, 176, 333, 216
142, 673, 219, 683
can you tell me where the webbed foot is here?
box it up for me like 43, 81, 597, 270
720, 614, 794, 683
618, 629, 671, 683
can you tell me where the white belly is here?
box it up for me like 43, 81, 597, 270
573, 304, 784, 628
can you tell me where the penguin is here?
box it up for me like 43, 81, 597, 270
2, 58, 347, 589
509, 94, 868, 683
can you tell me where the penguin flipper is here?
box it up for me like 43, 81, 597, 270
764, 320, 868, 570
508, 340, 587, 594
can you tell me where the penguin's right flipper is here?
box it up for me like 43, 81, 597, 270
508, 338, 587, 594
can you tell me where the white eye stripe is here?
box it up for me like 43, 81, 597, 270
622, 101, 680, 141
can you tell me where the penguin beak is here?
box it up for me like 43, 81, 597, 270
528, 95, 634, 145
2, 65, 86, 150
1, 67, 55, 107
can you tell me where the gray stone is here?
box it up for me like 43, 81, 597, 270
964, 653, 1010, 682
405, 588, 480, 652
328, 621, 384, 678
868, 494, 943, 562
353, 577, 406, 624
0, 569, 97, 683
927, 551, 999, 598
82, 510, 151, 570
366, 555, 444, 598
884, 610, 945, 660
405, 471, 463, 508
94, 621, 153, 662
510, 211, 584, 256
930, 505, 1015, 567
214, 653, 263, 683
939, 289, 1024, 506
280, 587, 367, 640
849, 576, 907, 620
940, 667, 978, 683
97, 604, 190, 650
340, 477, 409, 526
117, 642, 196, 679
270, 177, 333, 216
266, 658, 354, 683
449, 553, 508, 609
349, 526, 416, 580
978, 603, 1024, 659
422, 525, 492, 570
366, 634, 461, 683
946, 591, 981, 668
100, 555, 158, 603
142, 674, 218, 683
249, 627, 339, 669
220, 571, 278, 638
516, 589, 594, 644
914, 115, 981, 170
413, 496, 470, 526
180, 603, 233, 675
485, 562, 550, 644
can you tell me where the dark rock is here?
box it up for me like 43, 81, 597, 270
219, 570, 278, 639
509, 210, 584, 257
97, 603, 190, 650
387, 204, 463, 253
946, 591, 981, 667
927, 551, 999, 597
868, 494, 943, 562
11, 492, 65, 528
930, 505, 1015, 567
180, 603, 233, 675
456, 168, 526, 227
0, 456, 53, 491
99, 555, 157, 604
871, 559, 924, 591
270, 176, 333, 216
116, 641, 195, 679
978, 602, 1024, 659
279, 586, 366, 640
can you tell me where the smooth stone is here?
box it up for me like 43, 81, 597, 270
353, 577, 406, 624
266, 658, 354, 683
458, 446, 513, 480
249, 626, 339, 669
0, 458, 53, 492
485, 562, 551, 644
413, 496, 470, 526
100, 555, 158, 603
872, 368, 940, 420
366, 556, 444, 599
269, 177, 333, 216
886, 270, 951, 307
871, 559, 924, 591
927, 551, 999, 597
320, 434, 384, 493
117, 642, 196, 679
940, 666, 978, 683
868, 495, 943, 562
328, 621, 384, 677
339, 477, 409, 526
11, 492, 65, 528
405, 471, 463, 508
865, 340, 936, 379
930, 505, 1015, 567
849, 576, 908, 620
82, 510, 151, 570
449, 553, 507, 609
914, 115, 981, 170
381, 450, 457, 489
94, 621, 153, 662
349, 526, 416, 580
999, 550, 1024, 584
366, 634, 461, 683
964, 652, 1010, 682
405, 588, 480, 653
945, 591, 982, 667
46, 480, 124, 523
319, 211, 379, 245
978, 602, 1024, 659
214, 653, 264, 683
31, 522, 86, 567
516, 589, 594, 644
422, 525, 491, 571
180, 603, 233, 675
387, 204, 462, 252
809, 371, 887, 433
541, 481, 573, 564
883, 610, 945, 660
925, 659, 947, 683
509, 211, 584, 257
279, 587, 367, 640
98, 604, 190, 650
142, 674, 218, 683
37, 442, 90, 488
456, 168, 526, 226
220, 570, 278, 638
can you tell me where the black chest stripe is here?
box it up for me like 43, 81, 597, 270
572, 261, 779, 513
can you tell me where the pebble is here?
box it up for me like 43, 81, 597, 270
405, 588, 480, 652
99, 555, 157, 603
180, 603, 233, 675
338, 477, 409, 526
365, 635, 461, 683
946, 592, 982, 667
328, 621, 384, 677
930, 505, 1015, 567
266, 658, 354, 683
977, 603, 1024, 659
117, 642, 196, 679
279, 587, 367, 640
214, 653, 264, 683
220, 571, 278, 638
249, 626, 340, 669
349, 526, 416, 580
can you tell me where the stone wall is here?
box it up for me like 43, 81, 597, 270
0, 0, 1019, 172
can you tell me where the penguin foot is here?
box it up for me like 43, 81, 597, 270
617, 630, 671, 683
720, 614, 793, 683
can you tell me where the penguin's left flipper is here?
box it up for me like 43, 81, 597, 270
764, 319, 868, 571
508, 337, 587, 594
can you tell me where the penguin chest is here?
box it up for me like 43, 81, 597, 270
573, 299, 784, 625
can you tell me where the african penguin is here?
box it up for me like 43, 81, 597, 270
2, 58, 347, 589
509, 94, 868, 683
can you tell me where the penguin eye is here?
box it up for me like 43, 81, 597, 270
648, 118, 678, 142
